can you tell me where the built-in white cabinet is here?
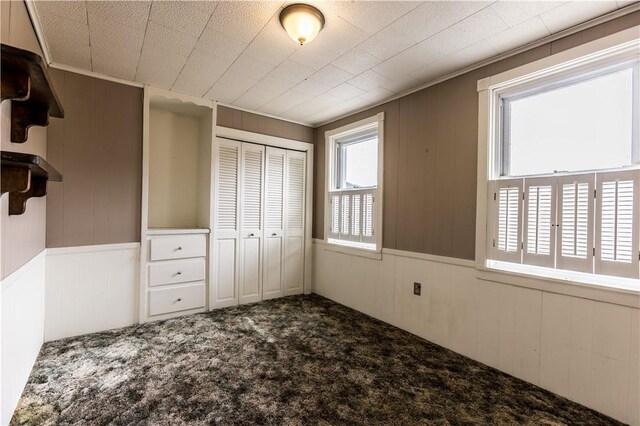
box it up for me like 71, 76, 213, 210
212, 138, 307, 308
139, 88, 312, 321
139, 88, 215, 322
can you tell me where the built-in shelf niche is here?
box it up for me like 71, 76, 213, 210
147, 95, 213, 230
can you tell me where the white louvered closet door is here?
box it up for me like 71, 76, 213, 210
263, 147, 286, 300
212, 139, 241, 308
556, 174, 594, 273
284, 150, 306, 296
595, 169, 639, 279
523, 177, 556, 268
239, 143, 265, 304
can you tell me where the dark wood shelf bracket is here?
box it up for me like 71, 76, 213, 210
1, 151, 62, 216
1, 43, 64, 143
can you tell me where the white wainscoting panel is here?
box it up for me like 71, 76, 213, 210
0, 250, 46, 426
45, 243, 139, 342
312, 242, 640, 424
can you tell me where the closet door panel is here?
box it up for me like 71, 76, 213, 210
263, 147, 286, 300
212, 139, 241, 308
284, 150, 306, 296
239, 143, 265, 304
215, 239, 237, 301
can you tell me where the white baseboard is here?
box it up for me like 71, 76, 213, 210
45, 243, 140, 342
0, 250, 46, 426
312, 242, 640, 425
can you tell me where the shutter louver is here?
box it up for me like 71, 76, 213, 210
340, 194, 350, 236
352, 194, 361, 237
493, 179, 523, 263
217, 145, 239, 230
286, 155, 305, 231
362, 192, 374, 242
526, 186, 552, 255
561, 183, 590, 258
600, 180, 633, 262
523, 178, 556, 267
557, 174, 594, 273
266, 153, 284, 230
330, 195, 340, 236
242, 148, 263, 230
498, 187, 520, 252
596, 170, 639, 278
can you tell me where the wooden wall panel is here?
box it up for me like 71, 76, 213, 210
0, 0, 48, 278
313, 12, 639, 261
46, 69, 142, 248
217, 105, 315, 144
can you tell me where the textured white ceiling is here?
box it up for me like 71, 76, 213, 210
31, 0, 633, 126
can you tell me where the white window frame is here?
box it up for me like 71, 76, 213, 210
476, 26, 640, 294
324, 113, 384, 256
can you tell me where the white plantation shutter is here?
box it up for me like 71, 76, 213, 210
328, 189, 376, 245
362, 191, 374, 244
595, 170, 640, 278
523, 178, 556, 267
329, 194, 340, 239
340, 194, 350, 237
556, 174, 594, 273
217, 142, 241, 231
492, 179, 523, 263
351, 194, 361, 239
241, 145, 264, 230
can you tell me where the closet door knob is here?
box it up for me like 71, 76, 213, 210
176, 271, 182, 275
177, 298, 182, 302
177, 246, 183, 251
272, 233, 277, 236
249, 233, 255, 237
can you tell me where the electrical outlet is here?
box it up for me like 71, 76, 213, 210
413, 282, 421, 296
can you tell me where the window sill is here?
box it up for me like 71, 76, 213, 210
314, 239, 382, 260
478, 260, 639, 308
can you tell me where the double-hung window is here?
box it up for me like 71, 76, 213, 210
483, 37, 640, 285
325, 113, 384, 251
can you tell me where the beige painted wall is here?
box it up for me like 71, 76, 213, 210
46, 69, 143, 248
148, 109, 203, 228
217, 105, 315, 144
0, 0, 48, 278
313, 11, 640, 261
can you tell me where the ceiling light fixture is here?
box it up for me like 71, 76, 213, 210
279, 4, 325, 46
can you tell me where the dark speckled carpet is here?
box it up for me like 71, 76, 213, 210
12, 294, 620, 425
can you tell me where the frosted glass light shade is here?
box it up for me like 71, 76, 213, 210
279, 4, 325, 45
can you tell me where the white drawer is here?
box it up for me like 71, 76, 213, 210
149, 258, 206, 287
149, 282, 205, 316
150, 235, 206, 261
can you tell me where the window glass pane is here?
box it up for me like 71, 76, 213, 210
505, 67, 635, 177
340, 138, 378, 188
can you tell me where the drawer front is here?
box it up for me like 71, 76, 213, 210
150, 235, 206, 261
149, 258, 206, 287
149, 282, 205, 316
